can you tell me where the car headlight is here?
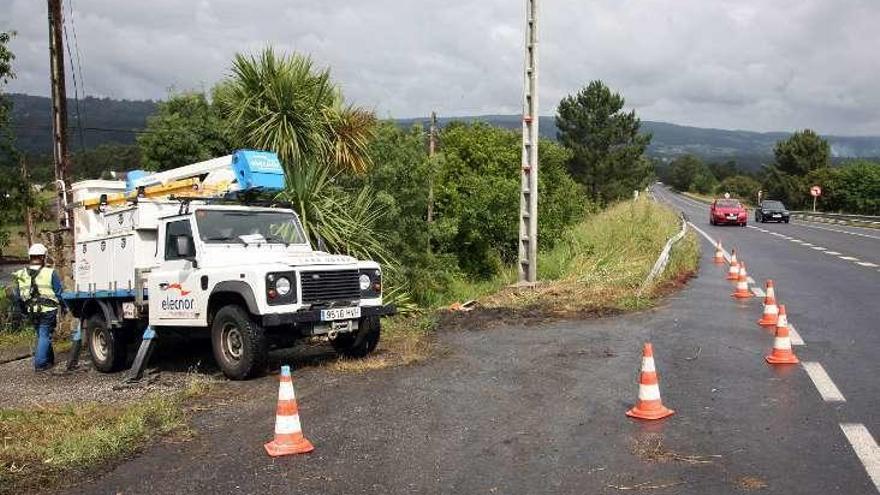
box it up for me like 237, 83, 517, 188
276, 276, 291, 296
359, 274, 371, 291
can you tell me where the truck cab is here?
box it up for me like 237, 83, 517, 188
63, 150, 394, 380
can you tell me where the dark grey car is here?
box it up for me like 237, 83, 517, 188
756, 200, 790, 223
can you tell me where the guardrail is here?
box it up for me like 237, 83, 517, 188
639, 212, 688, 294
790, 211, 880, 228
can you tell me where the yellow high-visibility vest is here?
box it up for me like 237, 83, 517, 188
13, 267, 58, 313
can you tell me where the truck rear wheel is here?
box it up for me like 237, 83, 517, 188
211, 305, 267, 380
86, 313, 127, 372
332, 316, 381, 358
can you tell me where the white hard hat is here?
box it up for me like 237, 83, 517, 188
28, 243, 48, 257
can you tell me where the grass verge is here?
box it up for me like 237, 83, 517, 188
0, 328, 35, 356
0, 377, 214, 495
445, 199, 699, 326
681, 191, 714, 205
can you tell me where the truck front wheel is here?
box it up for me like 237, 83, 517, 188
86, 313, 127, 372
332, 316, 381, 358
211, 305, 268, 380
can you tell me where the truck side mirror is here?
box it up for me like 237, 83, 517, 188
316, 234, 328, 252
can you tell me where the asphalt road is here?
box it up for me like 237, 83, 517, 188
63, 190, 880, 495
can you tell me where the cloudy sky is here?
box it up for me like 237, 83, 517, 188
2, 0, 879, 134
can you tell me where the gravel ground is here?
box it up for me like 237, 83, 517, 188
0, 354, 218, 408
0, 334, 346, 409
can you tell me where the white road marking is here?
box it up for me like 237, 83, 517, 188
686, 222, 732, 263
825, 251, 842, 255
811, 246, 827, 251
857, 262, 879, 267
801, 242, 815, 247
790, 239, 804, 243
796, 221, 880, 240
752, 287, 765, 297
788, 324, 805, 345
747, 276, 756, 285
802, 362, 845, 402
839, 423, 880, 492
839, 256, 860, 261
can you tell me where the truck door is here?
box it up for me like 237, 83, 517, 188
147, 217, 208, 327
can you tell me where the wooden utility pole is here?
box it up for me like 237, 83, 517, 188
20, 157, 34, 246
47, 0, 70, 229
427, 112, 437, 225
518, 0, 539, 284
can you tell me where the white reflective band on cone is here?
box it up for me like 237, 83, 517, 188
765, 305, 778, 314
279, 382, 296, 401
275, 414, 303, 434
638, 383, 661, 401
773, 337, 791, 351
777, 315, 788, 327
641, 357, 656, 372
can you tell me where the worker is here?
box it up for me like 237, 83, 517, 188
11, 243, 66, 371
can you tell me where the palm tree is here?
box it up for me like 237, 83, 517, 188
213, 48, 375, 174
213, 47, 394, 273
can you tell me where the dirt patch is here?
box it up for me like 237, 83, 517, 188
735, 476, 768, 490
631, 434, 720, 465
438, 302, 622, 333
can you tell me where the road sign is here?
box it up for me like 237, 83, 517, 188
810, 185, 822, 197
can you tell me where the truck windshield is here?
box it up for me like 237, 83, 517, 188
195, 210, 308, 245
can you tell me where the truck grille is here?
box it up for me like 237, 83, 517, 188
299, 269, 360, 304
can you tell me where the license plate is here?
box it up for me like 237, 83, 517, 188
320, 307, 361, 321
727, 214, 737, 219
772, 214, 781, 218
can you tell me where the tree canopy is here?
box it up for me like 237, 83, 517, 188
137, 92, 229, 171
555, 80, 652, 203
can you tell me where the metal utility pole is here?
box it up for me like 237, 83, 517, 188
47, 0, 71, 229
518, 0, 539, 284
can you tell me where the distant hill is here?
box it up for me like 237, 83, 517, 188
8, 94, 880, 172
397, 115, 880, 170
8, 93, 157, 154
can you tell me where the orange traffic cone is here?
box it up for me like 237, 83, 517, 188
265, 365, 315, 457
726, 249, 740, 280
766, 305, 799, 365
757, 280, 779, 327
626, 343, 675, 420
713, 242, 725, 264
732, 262, 751, 299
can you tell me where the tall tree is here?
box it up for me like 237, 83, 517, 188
0, 31, 22, 254
773, 129, 830, 176
555, 80, 652, 203
762, 129, 831, 208
668, 154, 716, 193
137, 92, 229, 171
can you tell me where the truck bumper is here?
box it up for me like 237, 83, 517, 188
261, 304, 397, 327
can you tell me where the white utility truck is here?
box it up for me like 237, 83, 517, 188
62, 150, 394, 380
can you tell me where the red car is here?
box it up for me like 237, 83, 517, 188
710, 198, 747, 227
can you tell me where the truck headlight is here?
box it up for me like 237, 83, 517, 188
266, 271, 296, 305
276, 277, 291, 296
359, 269, 381, 298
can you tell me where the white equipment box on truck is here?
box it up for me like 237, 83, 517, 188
62, 150, 394, 380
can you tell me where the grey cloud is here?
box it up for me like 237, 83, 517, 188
2, 0, 879, 134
